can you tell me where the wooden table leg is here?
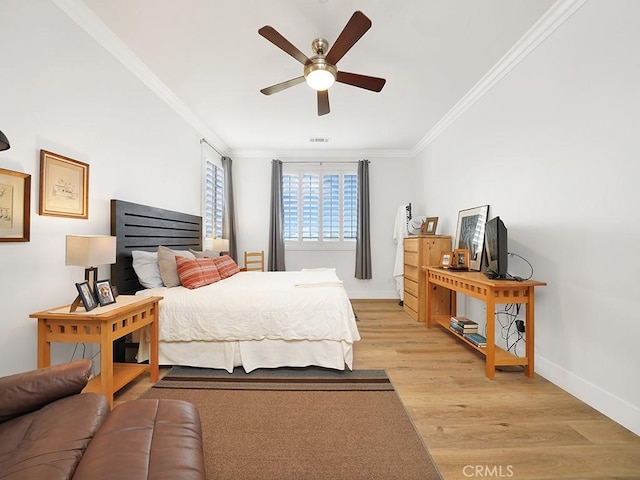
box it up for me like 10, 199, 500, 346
485, 295, 496, 379
100, 326, 114, 408
37, 319, 51, 369
525, 289, 535, 378
149, 307, 159, 383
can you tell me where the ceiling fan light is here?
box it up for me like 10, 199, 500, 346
305, 69, 335, 91
304, 57, 337, 91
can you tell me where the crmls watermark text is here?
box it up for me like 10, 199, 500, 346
463, 465, 514, 478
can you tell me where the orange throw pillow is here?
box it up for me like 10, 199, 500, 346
175, 256, 221, 289
213, 255, 240, 279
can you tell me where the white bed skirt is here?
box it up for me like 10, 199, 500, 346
139, 338, 353, 373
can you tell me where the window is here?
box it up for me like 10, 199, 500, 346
204, 159, 224, 249
282, 165, 358, 249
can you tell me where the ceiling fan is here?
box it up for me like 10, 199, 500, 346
258, 11, 386, 116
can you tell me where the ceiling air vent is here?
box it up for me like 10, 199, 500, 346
310, 137, 329, 143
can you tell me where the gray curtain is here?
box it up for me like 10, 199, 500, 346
355, 159, 372, 279
221, 156, 238, 261
268, 159, 286, 271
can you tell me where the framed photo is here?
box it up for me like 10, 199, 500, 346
422, 217, 439, 235
439, 251, 453, 268
452, 248, 470, 270
454, 205, 489, 271
0, 168, 31, 242
39, 150, 89, 219
95, 279, 116, 306
75, 281, 98, 311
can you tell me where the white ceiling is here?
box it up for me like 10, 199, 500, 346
68, 0, 555, 155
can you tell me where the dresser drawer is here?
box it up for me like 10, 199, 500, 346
404, 237, 419, 253
404, 251, 419, 267
403, 292, 418, 314
404, 265, 418, 281
404, 277, 418, 297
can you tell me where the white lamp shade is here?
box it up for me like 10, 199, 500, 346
66, 235, 117, 267
213, 238, 229, 252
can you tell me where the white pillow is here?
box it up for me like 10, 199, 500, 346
132, 250, 163, 288
157, 246, 196, 287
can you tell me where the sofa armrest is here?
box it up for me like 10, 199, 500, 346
0, 359, 92, 423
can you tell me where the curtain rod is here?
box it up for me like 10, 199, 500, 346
200, 138, 224, 157
282, 160, 361, 164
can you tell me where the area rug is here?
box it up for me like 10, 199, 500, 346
141, 367, 443, 480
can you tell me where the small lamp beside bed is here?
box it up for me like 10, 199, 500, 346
66, 235, 116, 311
213, 238, 229, 256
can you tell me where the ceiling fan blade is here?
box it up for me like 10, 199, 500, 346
317, 90, 330, 116
336, 71, 386, 92
258, 26, 310, 65
325, 11, 372, 65
260, 76, 305, 95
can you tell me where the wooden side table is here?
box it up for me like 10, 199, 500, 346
426, 268, 546, 379
30, 295, 162, 407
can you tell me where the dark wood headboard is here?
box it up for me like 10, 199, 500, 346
110, 199, 202, 294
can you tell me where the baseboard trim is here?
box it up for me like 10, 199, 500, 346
536, 355, 640, 436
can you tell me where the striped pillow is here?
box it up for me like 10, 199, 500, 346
213, 255, 240, 279
175, 256, 221, 289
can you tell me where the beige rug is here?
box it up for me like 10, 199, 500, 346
141, 367, 442, 480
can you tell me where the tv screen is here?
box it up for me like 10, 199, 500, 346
484, 216, 508, 279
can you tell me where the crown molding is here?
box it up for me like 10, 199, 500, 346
412, 0, 589, 156
51, 0, 230, 155
230, 148, 416, 159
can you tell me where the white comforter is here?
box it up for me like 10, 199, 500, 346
137, 269, 360, 344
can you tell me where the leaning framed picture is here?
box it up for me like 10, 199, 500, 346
422, 217, 439, 235
454, 205, 489, 271
0, 168, 31, 242
75, 281, 98, 311
94, 279, 116, 306
439, 251, 452, 268
39, 150, 89, 219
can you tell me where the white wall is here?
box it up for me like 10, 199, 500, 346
233, 155, 417, 298
0, 0, 203, 376
416, 0, 640, 435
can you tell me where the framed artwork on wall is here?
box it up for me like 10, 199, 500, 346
0, 168, 31, 242
454, 205, 489, 271
39, 150, 89, 219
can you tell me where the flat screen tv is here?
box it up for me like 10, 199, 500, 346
484, 216, 508, 279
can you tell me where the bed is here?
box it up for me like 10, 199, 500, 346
110, 199, 360, 372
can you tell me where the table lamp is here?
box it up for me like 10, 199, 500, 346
213, 238, 229, 256
66, 235, 116, 311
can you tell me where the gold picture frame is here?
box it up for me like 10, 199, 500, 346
439, 251, 452, 268
422, 216, 439, 235
451, 248, 470, 270
39, 150, 89, 219
0, 168, 31, 242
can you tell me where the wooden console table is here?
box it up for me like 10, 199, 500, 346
426, 268, 546, 379
30, 295, 162, 407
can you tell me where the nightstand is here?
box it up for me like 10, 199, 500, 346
29, 295, 162, 407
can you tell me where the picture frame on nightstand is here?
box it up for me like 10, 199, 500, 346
75, 281, 98, 311
94, 279, 116, 307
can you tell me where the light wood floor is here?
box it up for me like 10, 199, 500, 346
115, 299, 640, 480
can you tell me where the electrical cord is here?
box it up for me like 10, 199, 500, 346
507, 252, 534, 280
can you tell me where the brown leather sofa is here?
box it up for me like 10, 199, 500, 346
0, 359, 205, 480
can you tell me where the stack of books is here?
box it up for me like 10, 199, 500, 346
449, 316, 478, 335
463, 332, 487, 348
